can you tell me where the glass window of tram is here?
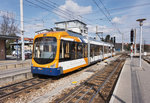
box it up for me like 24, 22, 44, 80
59, 41, 73, 61
70, 42, 75, 59
33, 37, 57, 64
104, 46, 107, 54
84, 44, 88, 58
77, 43, 83, 59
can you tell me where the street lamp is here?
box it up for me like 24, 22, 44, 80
136, 18, 146, 67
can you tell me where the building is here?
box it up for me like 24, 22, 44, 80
11, 37, 33, 52
115, 43, 150, 52
0, 35, 19, 60
115, 43, 122, 51
136, 44, 150, 52
19, 37, 33, 51
55, 20, 88, 36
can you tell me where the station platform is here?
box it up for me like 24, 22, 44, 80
0, 67, 32, 87
110, 57, 150, 103
0, 59, 31, 70
0, 59, 32, 87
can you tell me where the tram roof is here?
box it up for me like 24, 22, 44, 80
67, 30, 113, 46
34, 30, 113, 47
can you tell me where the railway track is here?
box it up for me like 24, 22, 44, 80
55, 55, 126, 103
0, 77, 51, 102
143, 56, 150, 64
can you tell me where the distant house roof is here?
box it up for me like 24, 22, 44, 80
55, 20, 87, 26
24, 38, 33, 41
18, 37, 33, 41
0, 35, 19, 40
10, 38, 33, 45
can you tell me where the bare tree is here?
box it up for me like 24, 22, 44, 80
0, 15, 20, 55
0, 15, 19, 35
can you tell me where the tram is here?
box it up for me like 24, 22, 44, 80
31, 30, 115, 76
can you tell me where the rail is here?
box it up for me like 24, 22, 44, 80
55, 54, 126, 103
143, 56, 150, 64
0, 77, 51, 102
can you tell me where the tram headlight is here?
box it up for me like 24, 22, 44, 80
50, 63, 56, 68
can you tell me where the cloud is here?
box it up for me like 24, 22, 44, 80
24, 23, 44, 37
144, 21, 150, 26
55, 0, 92, 19
87, 24, 132, 43
23, 11, 57, 37
112, 17, 123, 24
87, 25, 114, 34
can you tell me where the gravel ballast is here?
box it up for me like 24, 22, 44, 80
5, 55, 120, 103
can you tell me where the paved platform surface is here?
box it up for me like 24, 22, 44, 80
110, 57, 150, 103
0, 59, 31, 65
0, 59, 31, 70
0, 59, 31, 64
0, 66, 32, 87
0, 67, 31, 78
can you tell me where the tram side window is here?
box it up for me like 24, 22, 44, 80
94, 45, 96, 56
60, 40, 77, 61
82, 44, 85, 58
84, 44, 88, 58
59, 40, 86, 61
105, 46, 109, 54
65, 42, 70, 58
96, 45, 99, 56
97, 45, 99, 56
59, 41, 70, 61
104, 46, 107, 54
94, 45, 97, 56
59, 41, 64, 61
107, 46, 109, 53
70, 42, 75, 59
98, 45, 100, 55
99, 45, 103, 55
90, 44, 94, 57
113, 47, 115, 52
77, 43, 83, 59
90, 44, 92, 57
110, 47, 112, 53
95, 45, 100, 56
109, 47, 111, 53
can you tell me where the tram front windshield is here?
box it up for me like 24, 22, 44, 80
33, 37, 57, 64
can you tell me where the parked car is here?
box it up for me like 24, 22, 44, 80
12, 50, 21, 57
12, 50, 32, 59
25, 50, 32, 59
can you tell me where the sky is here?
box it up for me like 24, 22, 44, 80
0, 0, 150, 44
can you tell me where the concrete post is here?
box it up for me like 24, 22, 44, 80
134, 29, 136, 55
139, 25, 142, 67
20, 0, 25, 61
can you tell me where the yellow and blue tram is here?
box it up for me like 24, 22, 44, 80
31, 30, 115, 76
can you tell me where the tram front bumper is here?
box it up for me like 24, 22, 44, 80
31, 66, 62, 76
